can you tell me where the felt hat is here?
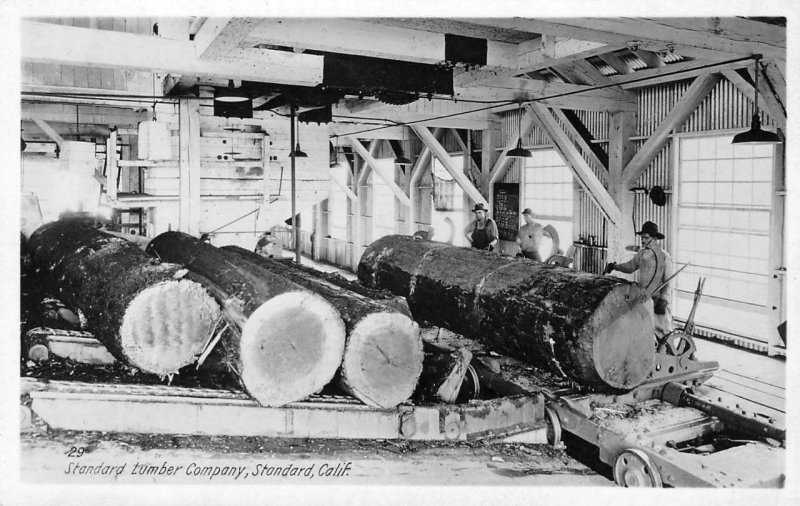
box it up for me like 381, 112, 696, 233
636, 221, 665, 239
472, 203, 488, 213
521, 208, 534, 216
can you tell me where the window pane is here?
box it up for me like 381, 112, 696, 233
682, 160, 698, 181
716, 159, 733, 181
698, 137, 716, 159
698, 160, 715, 180
682, 138, 699, 160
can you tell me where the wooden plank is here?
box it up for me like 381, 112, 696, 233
516, 38, 615, 76
749, 66, 786, 131
347, 137, 410, 207
178, 100, 201, 234
528, 102, 622, 226
622, 73, 721, 185
22, 21, 324, 87
411, 125, 487, 207
31, 119, 65, 146
194, 18, 264, 60
248, 18, 447, 65
106, 134, 118, 200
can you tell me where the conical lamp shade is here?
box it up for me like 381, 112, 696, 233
507, 138, 532, 158
291, 143, 308, 158
732, 114, 782, 145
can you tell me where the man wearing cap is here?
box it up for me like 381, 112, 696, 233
605, 221, 674, 337
516, 208, 552, 261
464, 203, 499, 251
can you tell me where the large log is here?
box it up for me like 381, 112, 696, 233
272, 257, 412, 316
26, 221, 221, 376
146, 232, 346, 406
357, 235, 655, 391
222, 246, 423, 409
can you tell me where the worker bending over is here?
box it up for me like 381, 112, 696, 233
605, 221, 673, 338
464, 203, 498, 251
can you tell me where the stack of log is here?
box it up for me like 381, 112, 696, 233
221, 246, 423, 409
146, 232, 347, 407
358, 235, 655, 391
26, 221, 221, 377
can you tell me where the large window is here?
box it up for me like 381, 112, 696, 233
522, 149, 574, 258
675, 134, 775, 341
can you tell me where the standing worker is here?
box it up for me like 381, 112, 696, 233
464, 203, 498, 251
516, 208, 552, 261
605, 221, 674, 338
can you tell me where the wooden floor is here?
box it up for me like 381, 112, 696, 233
694, 338, 786, 428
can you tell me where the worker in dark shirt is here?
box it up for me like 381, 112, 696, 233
464, 203, 498, 251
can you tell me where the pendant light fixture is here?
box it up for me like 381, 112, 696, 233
731, 56, 782, 145
214, 79, 249, 103
394, 126, 412, 165
291, 112, 308, 158
507, 102, 532, 158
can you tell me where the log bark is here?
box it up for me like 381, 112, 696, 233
146, 232, 346, 406
414, 340, 473, 404
27, 221, 221, 375
358, 235, 655, 391
272, 257, 412, 316
222, 246, 423, 409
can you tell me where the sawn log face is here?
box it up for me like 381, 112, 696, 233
357, 235, 654, 390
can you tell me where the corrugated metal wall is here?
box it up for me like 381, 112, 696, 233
491, 76, 771, 273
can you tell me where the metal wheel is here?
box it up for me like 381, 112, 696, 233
613, 449, 663, 487
544, 406, 562, 448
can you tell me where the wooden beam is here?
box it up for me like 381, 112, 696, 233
469, 17, 783, 61
105, 134, 118, 201
408, 128, 443, 234
339, 99, 491, 130
527, 103, 622, 226
247, 18, 446, 65
610, 58, 750, 89
454, 74, 636, 112
622, 73, 722, 185
356, 140, 380, 186
22, 21, 323, 87
761, 60, 786, 113
193, 18, 263, 60
330, 167, 358, 202
722, 69, 785, 133
569, 60, 615, 86
551, 65, 587, 86
330, 124, 405, 140
178, 99, 201, 235
632, 49, 665, 69
606, 110, 638, 265
348, 138, 411, 207
550, 109, 607, 172
516, 38, 616, 76
412, 125, 487, 207
750, 65, 786, 131
31, 119, 65, 146
599, 53, 634, 75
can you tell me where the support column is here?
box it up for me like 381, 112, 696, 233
178, 99, 201, 236
480, 116, 501, 200
606, 110, 637, 268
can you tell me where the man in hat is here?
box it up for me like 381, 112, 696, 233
605, 221, 674, 338
464, 203, 498, 251
515, 208, 552, 261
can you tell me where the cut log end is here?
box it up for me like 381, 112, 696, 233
589, 286, 655, 389
119, 279, 221, 375
340, 312, 424, 409
240, 291, 346, 407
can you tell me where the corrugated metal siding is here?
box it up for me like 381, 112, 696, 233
631, 141, 673, 252
574, 111, 609, 140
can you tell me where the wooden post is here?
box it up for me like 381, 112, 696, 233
178, 99, 201, 235
106, 133, 118, 200
606, 110, 638, 268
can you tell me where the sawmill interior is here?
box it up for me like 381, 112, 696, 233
15, 12, 792, 498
